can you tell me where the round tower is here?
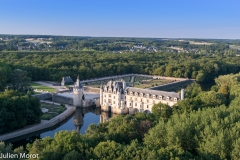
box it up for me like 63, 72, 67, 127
100, 82, 103, 105
181, 88, 185, 100
73, 76, 83, 106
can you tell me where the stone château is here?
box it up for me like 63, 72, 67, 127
100, 80, 184, 114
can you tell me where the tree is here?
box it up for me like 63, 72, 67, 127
152, 103, 172, 120
63, 150, 83, 160
197, 91, 226, 107
0, 61, 10, 91
184, 82, 202, 98
93, 141, 123, 160
7, 69, 32, 92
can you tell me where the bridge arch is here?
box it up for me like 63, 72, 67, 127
108, 106, 111, 112
133, 108, 140, 114
144, 110, 151, 114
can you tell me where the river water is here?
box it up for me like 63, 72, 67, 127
11, 106, 109, 148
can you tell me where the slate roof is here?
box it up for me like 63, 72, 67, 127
125, 87, 180, 100
104, 80, 124, 94
62, 76, 73, 83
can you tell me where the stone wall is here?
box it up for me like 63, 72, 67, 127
52, 94, 73, 105
149, 79, 194, 91
83, 86, 100, 93
34, 93, 52, 100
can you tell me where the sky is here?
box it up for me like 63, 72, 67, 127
0, 0, 240, 39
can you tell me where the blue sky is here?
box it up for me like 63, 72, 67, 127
0, 0, 239, 39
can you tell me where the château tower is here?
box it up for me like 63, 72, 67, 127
73, 76, 83, 106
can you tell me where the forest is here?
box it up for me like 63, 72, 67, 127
0, 51, 239, 84
0, 61, 42, 134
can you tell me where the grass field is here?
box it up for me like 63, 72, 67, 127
31, 82, 57, 92
41, 102, 66, 120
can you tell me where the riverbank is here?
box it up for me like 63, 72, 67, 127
0, 101, 76, 142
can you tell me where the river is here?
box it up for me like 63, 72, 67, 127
11, 106, 107, 148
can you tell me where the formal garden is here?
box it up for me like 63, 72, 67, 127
134, 78, 174, 88
41, 102, 66, 120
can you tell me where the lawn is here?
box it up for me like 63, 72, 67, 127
31, 82, 57, 92
41, 102, 67, 120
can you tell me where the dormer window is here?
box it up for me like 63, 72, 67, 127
166, 96, 170, 101
135, 92, 138, 96
159, 95, 163, 99
174, 97, 178, 101
146, 94, 149, 98
130, 92, 133, 96
140, 93, 143, 97
153, 95, 156, 99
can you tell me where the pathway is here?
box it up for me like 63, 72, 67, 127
0, 101, 76, 142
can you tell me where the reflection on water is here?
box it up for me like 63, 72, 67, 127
11, 106, 116, 148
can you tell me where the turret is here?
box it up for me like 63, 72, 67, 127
73, 76, 83, 106
181, 88, 184, 100
123, 80, 126, 90
100, 82, 103, 105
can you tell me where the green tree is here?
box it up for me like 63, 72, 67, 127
7, 69, 32, 92
152, 103, 172, 120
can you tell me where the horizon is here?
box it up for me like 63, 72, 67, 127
1, 0, 240, 39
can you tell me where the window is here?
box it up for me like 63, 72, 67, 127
141, 98, 142, 102
153, 100, 155, 104
147, 99, 149, 103
104, 95, 106, 97
135, 98, 137, 101
109, 94, 111, 98
130, 97, 132, 101
135, 103, 137, 106
174, 98, 178, 101
166, 96, 170, 101
113, 101, 115, 104
130, 103, 131, 106
104, 99, 106, 102
159, 96, 162, 99
108, 99, 111, 103
147, 105, 149, 108
114, 96, 115, 99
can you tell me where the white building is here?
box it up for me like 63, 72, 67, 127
100, 80, 184, 114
